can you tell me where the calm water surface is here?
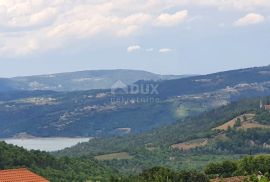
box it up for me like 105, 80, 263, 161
1, 137, 92, 152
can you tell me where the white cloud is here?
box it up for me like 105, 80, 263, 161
159, 48, 173, 53
0, 0, 179, 56
171, 0, 270, 11
155, 10, 188, 26
127, 45, 141, 52
234, 13, 265, 26
0, 1, 57, 29
0, 0, 270, 56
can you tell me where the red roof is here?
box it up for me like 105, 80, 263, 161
211, 176, 247, 182
0, 168, 49, 182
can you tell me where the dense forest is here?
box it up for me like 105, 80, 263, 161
56, 97, 270, 174
114, 155, 270, 181
204, 155, 270, 182
3, 140, 270, 181
2, 97, 270, 181
58, 98, 261, 155
0, 141, 117, 182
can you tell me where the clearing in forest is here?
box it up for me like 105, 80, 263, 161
94, 152, 133, 161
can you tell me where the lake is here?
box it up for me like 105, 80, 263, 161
1, 137, 92, 152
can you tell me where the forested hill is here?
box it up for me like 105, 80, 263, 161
57, 97, 262, 157
1, 66, 270, 138
4, 140, 270, 182
56, 97, 270, 173
0, 141, 117, 182
139, 65, 270, 98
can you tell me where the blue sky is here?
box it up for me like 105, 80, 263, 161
0, 0, 270, 77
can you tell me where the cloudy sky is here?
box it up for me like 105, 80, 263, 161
0, 0, 269, 77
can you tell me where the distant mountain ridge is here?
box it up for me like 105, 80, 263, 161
0, 69, 189, 92
137, 65, 270, 98
1, 66, 270, 138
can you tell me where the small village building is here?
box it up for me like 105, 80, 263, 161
264, 105, 270, 111
0, 168, 49, 182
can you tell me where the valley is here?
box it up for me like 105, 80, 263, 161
1, 1, 270, 181
2, 67, 270, 181
1, 66, 270, 138
55, 96, 270, 175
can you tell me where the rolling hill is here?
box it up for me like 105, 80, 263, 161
1, 66, 270, 137
0, 69, 187, 92
56, 97, 270, 174
137, 65, 270, 98
0, 141, 117, 181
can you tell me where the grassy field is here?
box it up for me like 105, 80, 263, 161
94, 152, 133, 161
213, 113, 270, 131
171, 138, 208, 151
213, 113, 254, 131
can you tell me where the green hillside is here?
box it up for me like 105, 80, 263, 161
2, 140, 270, 182
113, 155, 270, 182
0, 141, 117, 182
56, 97, 270, 174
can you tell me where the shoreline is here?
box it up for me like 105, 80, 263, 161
0, 137, 93, 152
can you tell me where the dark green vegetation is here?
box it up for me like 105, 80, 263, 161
114, 167, 209, 182
0, 141, 116, 182
0, 69, 185, 92
208, 128, 270, 154
56, 97, 270, 175
204, 155, 270, 181
1, 66, 270, 137
126, 156, 270, 182
255, 110, 270, 125
3, 138, 270, 182
103, 155, 270, 181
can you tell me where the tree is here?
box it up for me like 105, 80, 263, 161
234, 118, 241, 128
204, 161, 237, 177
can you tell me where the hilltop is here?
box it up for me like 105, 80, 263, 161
0, 69, 187, 92
1, 66, 270, 137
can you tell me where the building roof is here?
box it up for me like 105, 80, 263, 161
211, 176, 247, 182
0, 168, 49, 182
265, 105, 270, 110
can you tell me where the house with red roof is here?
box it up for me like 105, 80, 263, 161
0, 168, 49, 182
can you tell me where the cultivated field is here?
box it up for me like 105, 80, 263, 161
213, 113, 257, 131
171, 138, 208, 151
94, 152, 133, 161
